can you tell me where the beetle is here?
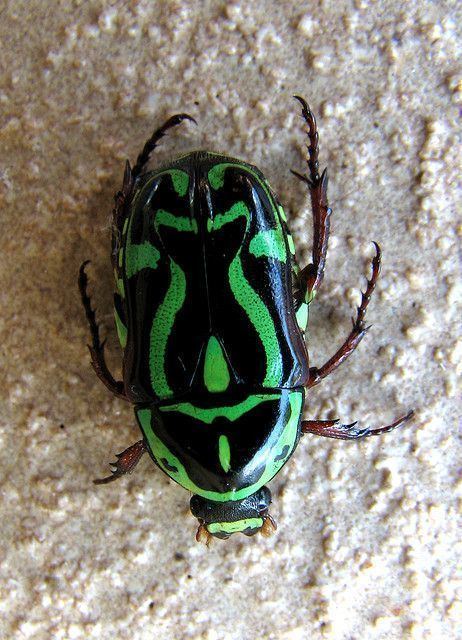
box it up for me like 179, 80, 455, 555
79, 97, 413, 542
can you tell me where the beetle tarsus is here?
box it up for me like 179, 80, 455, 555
306, 242, 381, 389
132, 113, 197, 179
94, 440, 147, 484
302, 410, 414, 440
78, 261, 127, 400
293, 95, 320, 183
292, 96, 331, 301
355, 241, 381, 329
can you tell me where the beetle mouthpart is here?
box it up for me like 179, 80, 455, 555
196, 523, 213, 546
260, 514, 277, 537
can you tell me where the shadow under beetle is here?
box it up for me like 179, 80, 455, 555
79, 97, 413, 543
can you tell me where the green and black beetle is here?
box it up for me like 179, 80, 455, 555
79, 98, 413, 542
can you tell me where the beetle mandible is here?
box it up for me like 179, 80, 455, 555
79, 97, 413, 542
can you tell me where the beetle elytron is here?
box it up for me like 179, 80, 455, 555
79, 97, 413, 542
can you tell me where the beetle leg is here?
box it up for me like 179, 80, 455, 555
306, 242, 381, 389
131, 112, 197, 179
260, 514, 278, 537
196, 523, 214, 546
112, 159, 135, 258
78, 261, 127, 400
112, 114, 197, 247
291, 96, 332, 302
301, 410, 414, 440
94, 440, 147, 484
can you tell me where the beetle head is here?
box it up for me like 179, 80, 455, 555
190, 486, 276, 542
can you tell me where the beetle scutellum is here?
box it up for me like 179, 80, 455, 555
79, 98, 413, 542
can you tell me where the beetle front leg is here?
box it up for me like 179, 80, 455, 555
78, 261, 127, 400
94, 440, 147, 484
306, 242, 381, 389
131, 112, 197, 179
113, 113, 197, 239
302, 410, 414, 440
291, 96, 332, 302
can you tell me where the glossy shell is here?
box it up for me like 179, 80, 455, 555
113, 152, 309, 500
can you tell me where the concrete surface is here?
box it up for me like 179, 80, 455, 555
0, 1, 460, 639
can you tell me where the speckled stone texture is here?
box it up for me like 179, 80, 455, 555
0, 1, 460, 639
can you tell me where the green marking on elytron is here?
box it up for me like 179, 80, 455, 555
118, 247, 124, 268
305, 289, 316, 305
208, 163, 228, 190
207, 163, 274, 206
135, 168, 190, 201
207, 162, 280, 230
125, 169, 189, 240
122, 217, 129, 236
206, 161, 294, 387
160, 393, 280, 424
149, 259, 186, 397
278, 204, 287, 222
168, 169, 189, 197
207, 518, 263, 535
155, 209, 198, 233
113, 268, 125, 298
114, 306, 127, 348
218, 434, 231, 472
205, 199, 284, 387
122, 199, 198, 397
203, 335, 230, 393
287, 234, 296, 256
117, 278, 125, 298
229, 245, 283, 387
249, 229, 287, 262
125, 242, 161, 278
138, 390, 303, 502
207, 201, 247, 232
147, 207, 200, 396
296, 302, 309, 333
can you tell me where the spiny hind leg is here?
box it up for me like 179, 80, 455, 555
306, 242, 381, 389
302, 410, 414, 440
78, 261, 127, 400
94, 440, 147, 484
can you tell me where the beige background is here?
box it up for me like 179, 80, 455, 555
0, 1, 461, 639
